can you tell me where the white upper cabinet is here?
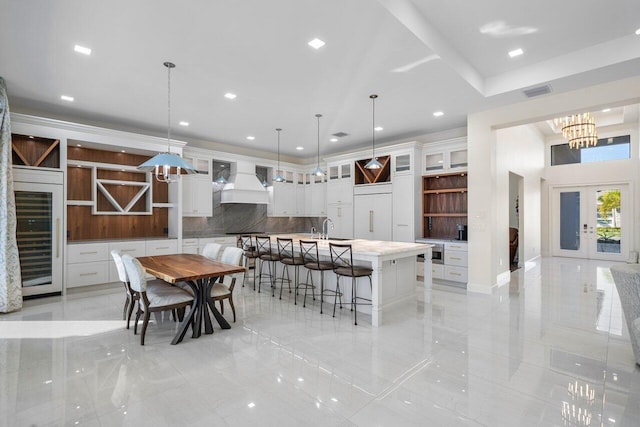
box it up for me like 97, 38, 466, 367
182, 155, 212, 217
422, 138, 467, 175
392, 152, 412, 175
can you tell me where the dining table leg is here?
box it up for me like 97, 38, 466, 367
171, 280, 199, 345
206, 277, 231, 330
203, 278, 214, 334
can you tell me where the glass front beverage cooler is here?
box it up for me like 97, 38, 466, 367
14, 181, 63, 297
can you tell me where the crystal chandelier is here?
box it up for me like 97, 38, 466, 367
554, 112, 598, 149
138, 62, 195, 182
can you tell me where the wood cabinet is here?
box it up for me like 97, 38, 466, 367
422, 172, 467, 239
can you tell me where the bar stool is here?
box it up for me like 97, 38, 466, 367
329, 243, 372, 326
255, 235, 280, 294
299, 240, 337, 314
277, 237, 309, 305
239, 235, 260, 289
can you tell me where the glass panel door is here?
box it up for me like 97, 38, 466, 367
553, 185, 628, 261
14, 182, 63, 296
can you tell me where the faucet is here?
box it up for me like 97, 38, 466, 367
321, 218, 334, 240
310, 226, 317, 239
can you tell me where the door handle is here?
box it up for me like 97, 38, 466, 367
369, 210, 374, 233
56, 218, 60, 258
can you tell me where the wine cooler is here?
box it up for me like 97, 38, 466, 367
14, 181, 63, 297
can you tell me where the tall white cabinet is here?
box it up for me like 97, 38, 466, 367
326, 163, 353, 238
354, 184, 393, 241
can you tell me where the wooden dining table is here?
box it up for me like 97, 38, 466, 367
136, 253, 246, 345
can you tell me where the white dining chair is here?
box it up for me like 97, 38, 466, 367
121, 254, 194, 345
211, 247, 244, 322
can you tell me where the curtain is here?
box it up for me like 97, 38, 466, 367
0, 77, 22, 313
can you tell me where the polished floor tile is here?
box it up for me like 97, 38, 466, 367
1, 257, 639, 426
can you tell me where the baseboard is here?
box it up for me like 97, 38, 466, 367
496, 270, 511, 287
466, 282, 496, 295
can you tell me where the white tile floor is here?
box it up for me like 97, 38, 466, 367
1, 257, 639, 426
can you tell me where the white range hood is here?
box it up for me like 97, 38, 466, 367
220, 160, 268, 204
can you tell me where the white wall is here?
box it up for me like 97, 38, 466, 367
496, 125, 545, 278
467, 75, 640, 294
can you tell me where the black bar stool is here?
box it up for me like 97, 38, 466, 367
299, 240, 337, 314
255, 235, 280, 295
239, 235, 260, 289
329, 243, 372, 325
277, 237, 309, 305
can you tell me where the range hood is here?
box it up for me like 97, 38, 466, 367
220, 160, 268, 204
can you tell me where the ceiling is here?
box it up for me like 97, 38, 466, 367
1, 0, 639, 160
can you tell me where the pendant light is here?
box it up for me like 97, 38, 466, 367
364, 94, 382, 170
312, 114, 324, 176
273, 128, 285, 182
138, 61, 195, 182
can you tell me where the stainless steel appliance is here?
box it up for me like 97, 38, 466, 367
415, 240, 444, 264
456, 224, 468, 241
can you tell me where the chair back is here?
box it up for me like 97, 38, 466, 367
220, 246, 244, 288
202, 242, 222, 260
121, 254, 147, 293
329, 243, 354, 273
299, 240, 320, 267
255, 235, 272, 255
240, 235, 254, 251
277, 238, 294, 259
111, 250, 128, 283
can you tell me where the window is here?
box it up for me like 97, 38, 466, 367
551, 135, 630, 166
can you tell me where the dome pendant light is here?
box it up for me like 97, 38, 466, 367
364, 94, 382, 170
273, 128, 285, 182
312, 114, 325, 176
138, 62, 195, 182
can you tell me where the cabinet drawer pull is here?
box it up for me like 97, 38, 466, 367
80, 251, 98, 255
80, 272, 98, 277
449, 272, 462, 276
155, 246, 170, 250
397, 224, 408, 227
450, 257, 461, 261
369, 210, 373, 233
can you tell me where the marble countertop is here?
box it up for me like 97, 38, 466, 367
269, 233, 433, 258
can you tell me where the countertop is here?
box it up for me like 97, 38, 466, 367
269, 233, 433, 258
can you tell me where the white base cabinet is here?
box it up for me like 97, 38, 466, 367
66, 239, 178, 289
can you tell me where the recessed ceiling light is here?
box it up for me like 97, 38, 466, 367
308, 38, 326, 49
76, 144, 82, 147
296, 146, 304, 151
73, 44, 92, 55
246, 136, 255, 140
121, 150, 126, 153
433, 111, 444, 117
61, 95, 74, 102
179, 121, 189, 126
636, 28, 640, 35
602, 108, 611, 112
329, 138, 338, 142
224, 93, 237, 100
508, 48, 524, 58
374, 126, 383, 132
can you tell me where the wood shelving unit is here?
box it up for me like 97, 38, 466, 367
67, 146, 170, 241
422, 172, 467, 239
354, 155, 390, 185
11, 134, 60, 168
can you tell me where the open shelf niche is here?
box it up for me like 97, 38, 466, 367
354, 155, 390, 185
422, 172, 467, 239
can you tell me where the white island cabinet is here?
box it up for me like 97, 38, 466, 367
269, 234, 432, 327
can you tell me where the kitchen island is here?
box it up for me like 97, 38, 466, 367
268, 234, 433, 327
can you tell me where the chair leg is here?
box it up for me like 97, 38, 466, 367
353, 277, 358, 326
126, 296, 136, 330
257, 259, 263, 293
229, 296, 236, 323
253, 259, 257, 290
141, 311, 151, 345
280, 264, 288, 300
134, 308, 142, 334
123, 296, 129, 321
320, 271, 325, 314
333, 276, 340, 318
220, 300, 224, 314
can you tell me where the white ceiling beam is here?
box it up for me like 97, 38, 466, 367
378, 0, 485, 95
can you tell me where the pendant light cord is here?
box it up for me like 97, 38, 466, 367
370, 94, 377, 159
316, 114, 321, 169
164, 61, 176, 154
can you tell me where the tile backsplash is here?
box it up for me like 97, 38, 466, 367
183, 185, 323, 237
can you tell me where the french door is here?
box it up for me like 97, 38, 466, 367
14, 181, 64, 296
552, 184, 629, 261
